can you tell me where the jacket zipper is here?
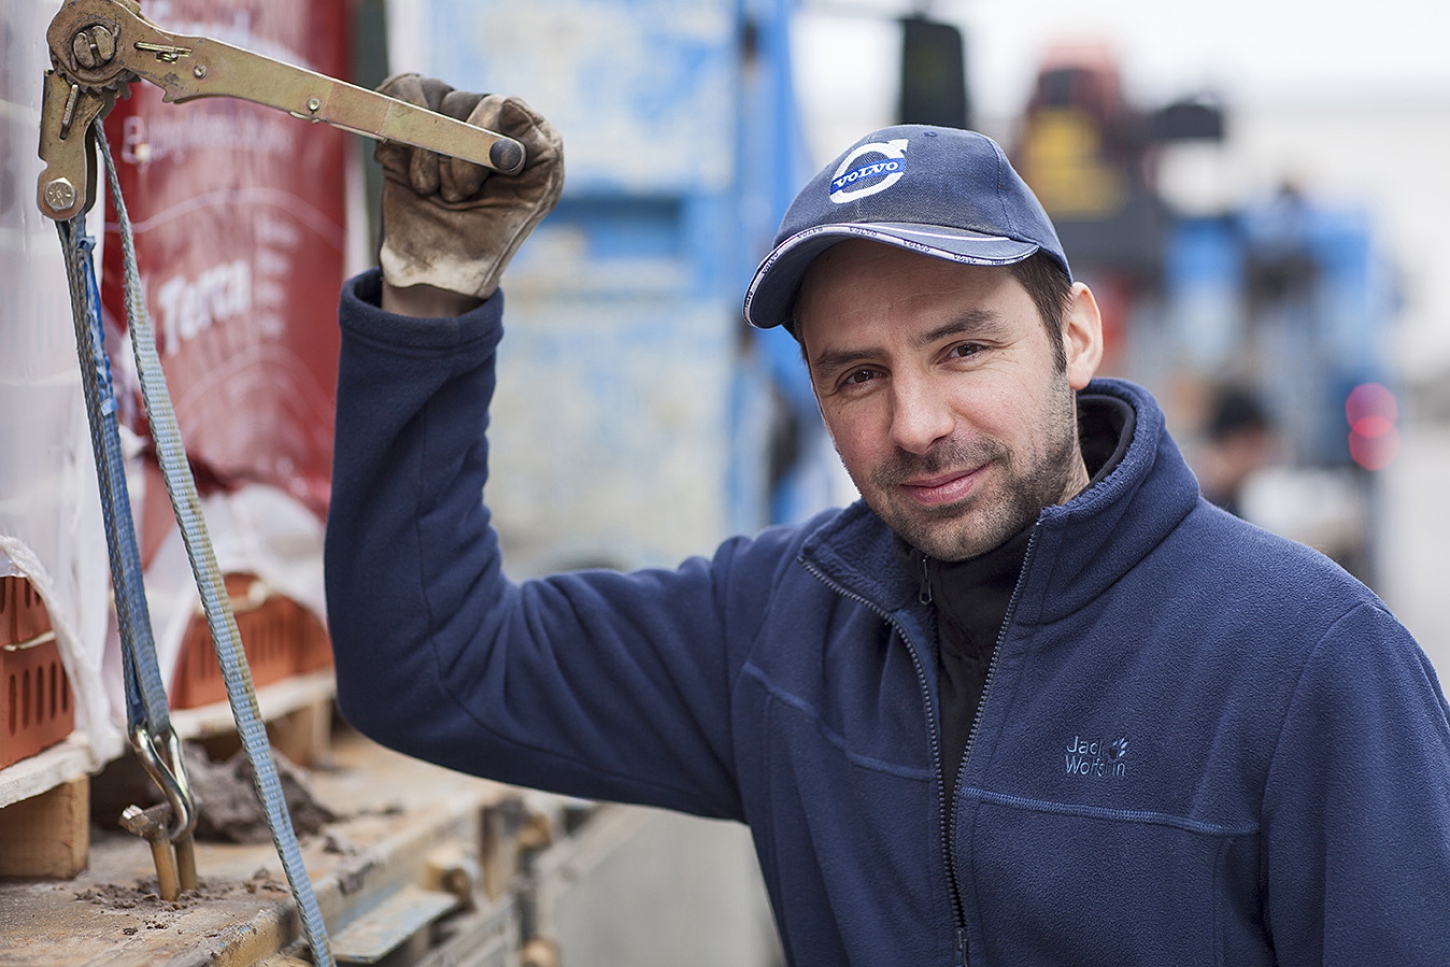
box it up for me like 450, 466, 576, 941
943, 524, 1040, 966
800, 555, 972, 961
816, 525, 1040, 966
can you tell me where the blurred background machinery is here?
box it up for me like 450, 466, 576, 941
1008, 43, 1400, 584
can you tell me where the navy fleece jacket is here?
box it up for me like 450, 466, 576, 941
326, 270, 1450, 966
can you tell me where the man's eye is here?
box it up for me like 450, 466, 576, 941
949, 343, 983, 359
842, 368, 879, 386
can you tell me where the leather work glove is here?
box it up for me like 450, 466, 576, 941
375, 73, 565, 301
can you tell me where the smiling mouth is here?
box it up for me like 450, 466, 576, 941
900, 466, 985, 507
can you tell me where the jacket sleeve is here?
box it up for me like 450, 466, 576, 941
1261, 600, 1450, 964
324, 271, 768, 820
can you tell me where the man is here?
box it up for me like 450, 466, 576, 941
1195, 383, 1277, 518
326, 76, 1450, 965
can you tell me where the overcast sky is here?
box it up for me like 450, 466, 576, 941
796, 0, 1450, 149
959, 0, 1450, 112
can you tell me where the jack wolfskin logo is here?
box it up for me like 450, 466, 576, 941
1064, 734, 1129, 778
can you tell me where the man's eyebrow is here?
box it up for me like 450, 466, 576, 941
913, 309, 1008, 350
809, 345, 881, 378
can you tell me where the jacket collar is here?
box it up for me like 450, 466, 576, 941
798, 378, 1200, 626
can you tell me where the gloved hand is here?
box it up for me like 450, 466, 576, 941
375, 74, 564, 301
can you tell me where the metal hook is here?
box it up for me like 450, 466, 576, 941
130, 722, 198, 890
130, 723, 193, 838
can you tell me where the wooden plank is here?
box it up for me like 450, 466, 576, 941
330, 883, 458, 964
267, 699, 333, 768
0, 733, 522, 966
0, 775, 89, 878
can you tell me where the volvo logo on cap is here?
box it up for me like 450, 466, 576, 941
829, 139, 909, 204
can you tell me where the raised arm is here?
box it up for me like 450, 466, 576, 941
325, 79, 758, 819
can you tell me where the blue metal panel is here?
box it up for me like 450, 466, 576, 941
426, 0, 739, 195
1164, 195, 1395, 470
418, 0, 811, 574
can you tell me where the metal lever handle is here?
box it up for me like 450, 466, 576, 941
38, 0, 526, 221
129, 34, 527, 175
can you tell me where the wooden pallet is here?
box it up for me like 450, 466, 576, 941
0, 775, 88, 878
0, 672, 337, 881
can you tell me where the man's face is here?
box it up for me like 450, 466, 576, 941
796, 240, 1100, 562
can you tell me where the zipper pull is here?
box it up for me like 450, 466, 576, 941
954, 926, 968, 966
919, 555, 933, 605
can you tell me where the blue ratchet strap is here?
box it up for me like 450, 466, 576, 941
56, 122, 334, 966
57, 214, 197, 865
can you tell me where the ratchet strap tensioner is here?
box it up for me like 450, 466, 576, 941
38, 0, 525, 221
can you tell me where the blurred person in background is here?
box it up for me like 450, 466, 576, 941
324, 75, 1450, 965
1195, 383, 1278, 517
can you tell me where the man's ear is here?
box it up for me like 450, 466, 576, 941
1063, 282, 1104, 390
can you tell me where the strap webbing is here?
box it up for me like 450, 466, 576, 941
57, 216, 172, 738
57, 122, 335, 966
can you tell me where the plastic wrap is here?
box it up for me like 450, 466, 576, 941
0, 0, 121, 762
100, 0, 349, 540
94, 0, 349, 705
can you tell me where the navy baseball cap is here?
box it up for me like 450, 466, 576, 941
743, 125, 1071, 332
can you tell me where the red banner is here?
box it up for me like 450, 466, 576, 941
102, 0, 349, 555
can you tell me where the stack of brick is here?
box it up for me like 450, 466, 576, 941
0, 577, 74, 769
169, 573, 332, 710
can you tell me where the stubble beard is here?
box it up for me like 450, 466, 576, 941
862, 381, 1085, 562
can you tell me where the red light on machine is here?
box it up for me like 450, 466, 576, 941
1345, 382, 1399, 471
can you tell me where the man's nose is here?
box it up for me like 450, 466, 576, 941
889, 375, 954, 455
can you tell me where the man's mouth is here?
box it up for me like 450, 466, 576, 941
899, 466, 984, 507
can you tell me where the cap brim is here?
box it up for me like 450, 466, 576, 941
743, 222, 1042, 331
